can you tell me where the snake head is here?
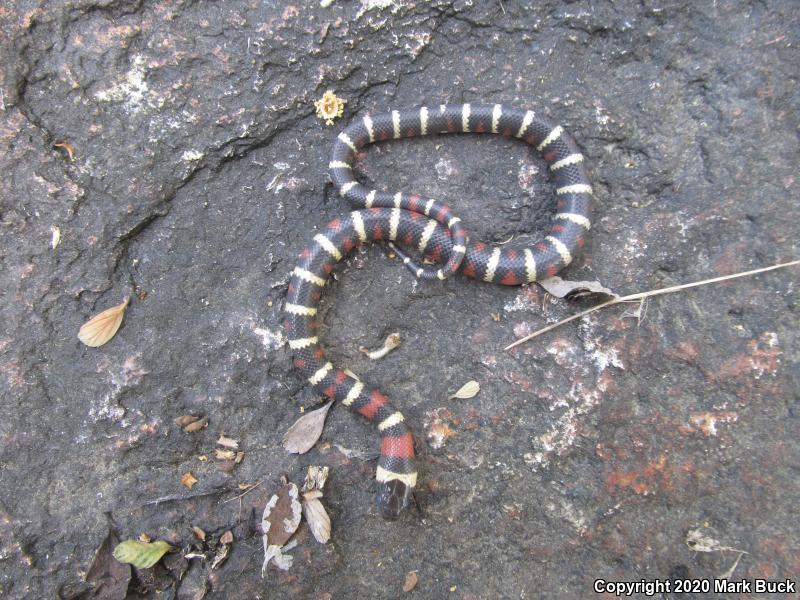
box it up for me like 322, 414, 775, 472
376, 479, 413, 520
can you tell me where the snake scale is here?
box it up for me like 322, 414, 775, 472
283, 103, 592, 519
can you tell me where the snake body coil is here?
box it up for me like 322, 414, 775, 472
283, 104, 592, 519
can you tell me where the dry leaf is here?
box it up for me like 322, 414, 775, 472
112, 540, 172, 569
216, 434, 239, 449
174, 415, 201, 428
210, 543, 229, 570
537, 276, 617, 301
686, 527, 746, 554
54, 141, 75, 161
403, 571, 418, 592
262, 483, 302, 547
85, 529, 131, 599
191, 526, 206, 541
183, 417, 208, 433
217, 460, 237, 473
448, 380, 480, 400
262, 540, 297, 576
50, 226, 61, 250
138, 533, 151, 543
78, 297, 130, 347
262, 484, 302, 576
359, 332, 401, 360
283, 401, 333, 454
302, 492, 331, 544
234, 451, 245, 464
220, 530, 233, 545
215, 449, 236, 461
181, 472, 198, 489
302, 465, 329, 492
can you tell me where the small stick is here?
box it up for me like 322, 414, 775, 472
505, 260, 800, 351
222, 481, 263, 503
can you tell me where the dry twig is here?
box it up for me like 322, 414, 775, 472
505, 260, 799, 351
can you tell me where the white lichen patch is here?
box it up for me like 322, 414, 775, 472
547, 497, 588, 535
181, 150, 204, 162
94, 54, 162, 114
578, 316, 624, 374
252, 326, 286, 351
526, 377, 609, 471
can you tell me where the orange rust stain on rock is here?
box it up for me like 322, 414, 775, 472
712, 334, 781, 383
605, 454, 691, 496
665, 341, 699, 363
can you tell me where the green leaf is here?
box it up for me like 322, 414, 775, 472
112, 540, 173, 569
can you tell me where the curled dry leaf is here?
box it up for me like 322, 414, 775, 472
537, 276, 617, 301
210, 543, 229, 570
216, 434, 239, 449
302, 465, 329, 492
283, 401, 333, 454
234, 451, 245, 464
54, 141, 75, 161
174, 415, 201, 428
220, 530, 234, 545
403, 571, 419, 593
112, 539, 172, 569
302, 492, 331, 544
448, 380, 480, 400
359, 332, 401, 360
215, 449, 236, 461
78, 297, 130, 347
686, 527, 746, 554
191, 526, 206, 541
183, 416, 208, 433
181, 472, 198, 489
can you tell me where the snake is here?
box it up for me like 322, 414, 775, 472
282, 104, 592, 519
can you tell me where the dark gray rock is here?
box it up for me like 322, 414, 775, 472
0, 1, 797, 598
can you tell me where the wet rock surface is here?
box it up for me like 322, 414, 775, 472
1, 1, 798, 598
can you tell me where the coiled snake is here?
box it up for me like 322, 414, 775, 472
283, 104, 592, 519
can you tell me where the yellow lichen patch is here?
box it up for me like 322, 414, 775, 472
314, 90, 346, 126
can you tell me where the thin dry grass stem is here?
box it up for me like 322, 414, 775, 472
505, 260, 799, 351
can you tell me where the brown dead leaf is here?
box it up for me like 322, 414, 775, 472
262, 483, 302, 547
283, 401, 333, 454
220, 530, 234, 545
191, 526, 206, 541
216, 434, 239, 449
181, 472, 198, 489
54, 141, 75, 161
403, 571, 418, 592
85, 529, 131, 600
183, 416, 208, 432
537, 276, 617, 301
78, 297, 130, 347
174, 415, 202, 428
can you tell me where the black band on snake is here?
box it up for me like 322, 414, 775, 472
283, 104, 592, 519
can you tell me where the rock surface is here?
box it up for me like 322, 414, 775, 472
0, 1, 797, 598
